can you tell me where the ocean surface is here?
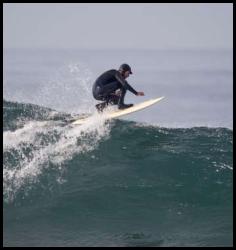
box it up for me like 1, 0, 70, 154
3, 48, 233, 247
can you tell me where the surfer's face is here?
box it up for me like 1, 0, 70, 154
124, 71, 130, 79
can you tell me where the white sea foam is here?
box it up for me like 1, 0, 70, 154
3, 121, 50, 149
3, 111, 112, 203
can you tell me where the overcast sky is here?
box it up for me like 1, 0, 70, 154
3, 3, 233, 50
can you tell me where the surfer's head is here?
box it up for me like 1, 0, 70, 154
119, 63, 132, 78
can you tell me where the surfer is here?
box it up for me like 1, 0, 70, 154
92, 63, 144, 111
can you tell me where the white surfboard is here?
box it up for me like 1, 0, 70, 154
71, 96, 165, 125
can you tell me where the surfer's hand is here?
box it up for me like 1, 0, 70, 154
137, 92, 144, 96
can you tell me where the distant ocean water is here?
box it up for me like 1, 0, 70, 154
3, 48, 233, 247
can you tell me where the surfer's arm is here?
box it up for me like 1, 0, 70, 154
115, 72, 138, 95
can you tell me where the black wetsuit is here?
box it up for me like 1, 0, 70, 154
92, 69, 138, 106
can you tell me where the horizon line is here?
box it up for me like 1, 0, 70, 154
3, 46, 233, 51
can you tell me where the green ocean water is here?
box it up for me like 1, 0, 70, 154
3, 100, 233, 247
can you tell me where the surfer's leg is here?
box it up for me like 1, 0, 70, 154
106, 93, 120, 105
93, 85, 109, 112
94, 81, 120, 111
96, 94, 119, 111
93, 82, 118, 99
118, 88, 133, 109
94, 81, 134, 111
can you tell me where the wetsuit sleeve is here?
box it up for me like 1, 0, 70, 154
115, 72, 138, 95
